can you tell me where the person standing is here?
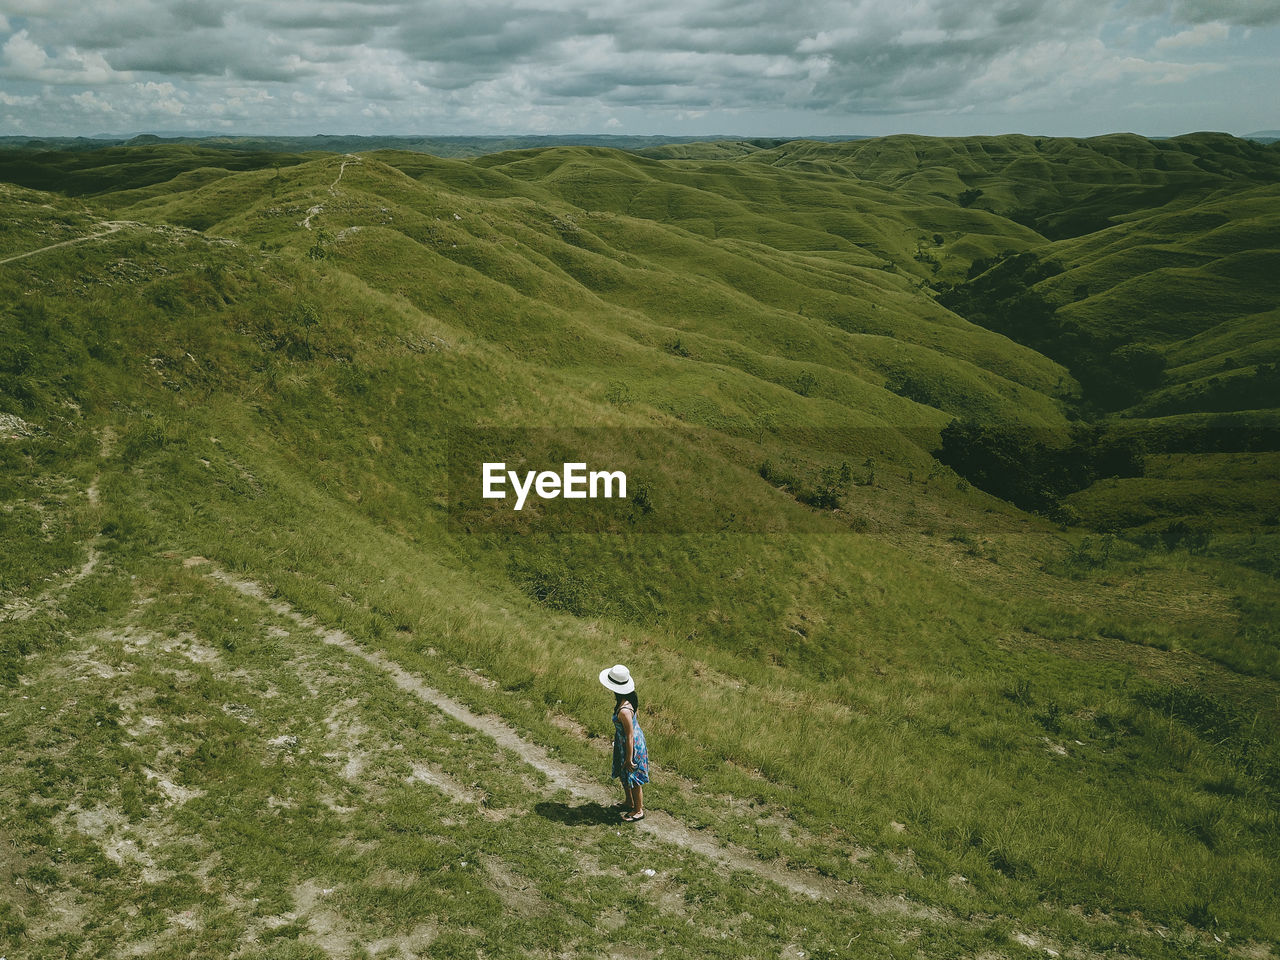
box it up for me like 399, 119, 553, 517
599, 664, 649, 822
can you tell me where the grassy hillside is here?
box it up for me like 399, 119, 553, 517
2, 135, 1278, 959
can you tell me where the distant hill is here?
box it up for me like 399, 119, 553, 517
0, 132, 869, 158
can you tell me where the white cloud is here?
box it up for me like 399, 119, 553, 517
3, 28, 124, 83
1154, 21, 1229, 50
4, 29, 48, 73
132, 79, 185, 114
317, 76, 354, 97
71, 88, 113, 112
963, 33, 1227, 118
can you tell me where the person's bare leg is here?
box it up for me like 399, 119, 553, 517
632, 784, 644, 816
622, 783, 634, 812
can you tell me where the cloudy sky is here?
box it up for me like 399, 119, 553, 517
1, 0, 1277, 138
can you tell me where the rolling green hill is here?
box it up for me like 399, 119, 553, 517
2, 134, 1278, 959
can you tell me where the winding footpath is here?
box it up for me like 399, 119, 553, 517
300, 154, 360, 230
0, 220, 140, 265
199, 561, 850, 903
0, 428, 112, 623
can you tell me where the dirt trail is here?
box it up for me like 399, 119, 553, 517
202, 563, 1266, 953
0, 546, 100, 623
1, 427, 112, 622
0, 220, 140, 265
330, 155, 357, 194
301, 156, 360, 230
199, 562, 853, 903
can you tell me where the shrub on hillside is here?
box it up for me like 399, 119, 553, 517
1110, 343, 1167, 390
936, 419, 1144, 516
759, 459, 853, 510
1136, 520, 1212, 554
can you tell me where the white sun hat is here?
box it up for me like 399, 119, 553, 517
599, 663, 635, 694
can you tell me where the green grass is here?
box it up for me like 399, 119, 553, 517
2, 133, 1279, 958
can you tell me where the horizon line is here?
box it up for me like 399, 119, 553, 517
3, 129, 1277, 143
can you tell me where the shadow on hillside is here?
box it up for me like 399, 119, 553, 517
534, 800, 621, 826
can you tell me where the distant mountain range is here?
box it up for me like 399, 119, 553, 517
4, 129, 1277, 154
0, 133, 872, 157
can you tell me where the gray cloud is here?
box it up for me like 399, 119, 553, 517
0, 0, 1276, 136
104, 36, 322, 83
1127, 0, 1280, 26
394, 8, 572, 66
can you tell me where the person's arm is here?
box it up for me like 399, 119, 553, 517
620, 707, 637, 770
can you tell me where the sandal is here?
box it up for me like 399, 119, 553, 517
621, 811, 645, 822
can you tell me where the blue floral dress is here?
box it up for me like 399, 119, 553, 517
612, 704, 650, 788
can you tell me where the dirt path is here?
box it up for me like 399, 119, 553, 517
330, 155, 357, 194
202, 561, 1267, 955
1, 427, 112, 622
301, 156, 360, 230
0, 221, 139, 265
0, 543, 100, 623
198, 562, 856, 903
